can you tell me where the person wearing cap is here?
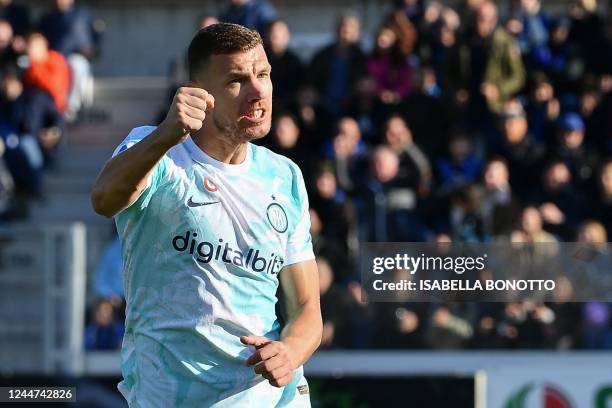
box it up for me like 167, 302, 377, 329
554, 112, 599, 191
494, 98, 546, 198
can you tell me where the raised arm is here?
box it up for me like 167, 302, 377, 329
91, 86, 214, 217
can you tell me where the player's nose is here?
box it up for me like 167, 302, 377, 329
245, 76, 266, 103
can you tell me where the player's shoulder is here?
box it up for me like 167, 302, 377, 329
250, 143, 304, 181
113, 126, 157, 156
125, 125, 158, 142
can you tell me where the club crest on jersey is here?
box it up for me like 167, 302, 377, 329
267, 203, 288, 233
204, 178, 218, 192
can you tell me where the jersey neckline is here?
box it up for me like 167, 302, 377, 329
184, 136, 252, 174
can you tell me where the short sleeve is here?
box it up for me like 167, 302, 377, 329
284, 166, 315, 266
112, 126, 167, 215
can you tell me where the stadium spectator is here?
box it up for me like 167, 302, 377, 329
382, 114, 431, 196
399, 59, 452, 157
494, 98, 546, 197
479, 158, 521, 237
0, 0, 30, 37
367, 25, 413, 106
358, 145, 428, 242
308, 12, 366, 119
309, 165, 353, 278
385, 2, 418, 57
447, 184, 486, 242
0, 66, 49, 195
373, 268, 426, 349
317, 257, 351, 348
264, 19, 303, 109
0, 19, 17, 70
219, 0, 277, 34
510, 0, 551, 68
553, 112, 599, 192
22, 32, 67, 166
84, 298, 125, 350
452, 0, 526, 122
590, 159, 612, 238
39, 0, 97, 120
435, 130, 482, 193
525, 71, 560, 144
424, 303, 476, 349
23, 32, 70, 113
567, 0, 610, 75
516, 206, 557, 244
578, 221, 612, 349
536, 160, 584, 239
323, 116, 368, 194
265, 112, 310, 172
0, 137, 15, 221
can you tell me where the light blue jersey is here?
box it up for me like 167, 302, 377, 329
112, 126, 314, 407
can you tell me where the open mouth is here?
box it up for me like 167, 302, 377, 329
239, 108, 266, 124
246, 109, 264, 119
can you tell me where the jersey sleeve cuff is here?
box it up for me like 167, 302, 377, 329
284, 249, 315, 266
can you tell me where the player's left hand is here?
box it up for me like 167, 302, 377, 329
241, 335, 296, 388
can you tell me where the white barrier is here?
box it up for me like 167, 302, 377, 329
0, 223, 87, 376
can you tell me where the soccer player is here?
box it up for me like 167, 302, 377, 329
91, 23, 322, 407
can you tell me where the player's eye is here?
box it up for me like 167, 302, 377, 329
258, 72, 270, 78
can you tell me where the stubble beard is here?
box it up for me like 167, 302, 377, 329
212, 111, 270, 144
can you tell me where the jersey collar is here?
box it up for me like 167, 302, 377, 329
184, 136, 252, 174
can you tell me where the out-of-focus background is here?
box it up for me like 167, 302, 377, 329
0, 0, 611, 407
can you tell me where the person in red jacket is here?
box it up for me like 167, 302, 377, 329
23, 31, 70, 113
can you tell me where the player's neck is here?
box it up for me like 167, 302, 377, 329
192, 131, 249, 165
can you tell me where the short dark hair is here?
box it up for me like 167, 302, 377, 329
187, 23, 262, 80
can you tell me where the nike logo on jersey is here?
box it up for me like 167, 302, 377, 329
187, 197, 220, 207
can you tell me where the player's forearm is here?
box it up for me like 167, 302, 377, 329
280, 302, 322, 368
91, 126, 174, 217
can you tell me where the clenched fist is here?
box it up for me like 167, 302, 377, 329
159, 85, 215, 146
241, 335, 297, 388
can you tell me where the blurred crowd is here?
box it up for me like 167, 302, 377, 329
252, 0, 612, 352
0, 0, 99, 219
26, 0, 607, 351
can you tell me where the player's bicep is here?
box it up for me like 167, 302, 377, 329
279, 259, 319, 320
111, 126, 166, 214
285, 166, 314, 265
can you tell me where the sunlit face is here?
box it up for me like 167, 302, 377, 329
521, 207, 542, 234
274, 115, 299, 148
601, 162, 612, 194
503, 117, 528, 143
376, 28, 396, 50
0, 21, 12, 50
197, 44, 273, 143
545, 163, 571, 191
268, 21, 290, 55
338, 17, 360, 45
26, 34, 48, 62
484, 160, 509, 189
561, 129, 584, 149
56, 0, 74, 11
373, 148, 399, 183
385, 116, 412, 151
316, 171, 337, 199
476, 2, 498, 38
